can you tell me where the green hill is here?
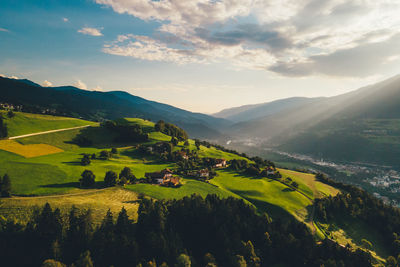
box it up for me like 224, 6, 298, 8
0, 111, 96, 137
3, 112, 390, 261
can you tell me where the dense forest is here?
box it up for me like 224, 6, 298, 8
0, 195, 372, 267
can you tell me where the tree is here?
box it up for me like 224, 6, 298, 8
0, 115, 8, 138
80, 170, 95, 188
204, 253, 217, 267
386, 256, 397, 267
234, 255, 247, 267
361, 239, 372, 250
74, 250, 94, 267
291, 181, 299, 189
1, 174, 11, 197
104, 171, 117, 187
81, 154, 91, 166
7, 110, 15, 118
111, 148, 118, 154
91, 153, 96, 160
195, 140, 201, 150
119, 167, 136, 183
176, 253, 191, 267
246, 166, 260, 176
100, 150, 111, 160
171, 137, 178, 146
41, 259, 66, 267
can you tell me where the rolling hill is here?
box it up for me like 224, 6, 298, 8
0, 111, 394, 263
0, 76, 230, 139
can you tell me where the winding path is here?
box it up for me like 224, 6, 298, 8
8, 125, 92, 140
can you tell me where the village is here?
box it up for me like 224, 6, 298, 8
143, 158, 227, 187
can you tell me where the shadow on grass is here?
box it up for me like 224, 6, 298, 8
62, 161, 82, 166
245, 197, 294, 221
40, 182, 79, 188
230, 189, 265, 198
40, 181, 105, 189
282, 188, 295, 192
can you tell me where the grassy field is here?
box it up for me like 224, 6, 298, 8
210, 169, 313, 221
0, 114, 342, 236
1, 111, 97, 137
0, 139, 63, 158
278, 168, 339, 199
0, 187, 139, 224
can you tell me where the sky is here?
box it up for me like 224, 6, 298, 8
1, 0, 400, 113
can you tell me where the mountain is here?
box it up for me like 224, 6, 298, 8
213, 97, 322, 123
0, 77, 230, 139
226, 74, 400, 167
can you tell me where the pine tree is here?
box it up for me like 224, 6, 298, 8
0, 115, 8, 139
74, 251, 94, 267
1, 174, 11, 197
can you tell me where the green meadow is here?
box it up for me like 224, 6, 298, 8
1, 111, 96, 137
0, 112, 339, 231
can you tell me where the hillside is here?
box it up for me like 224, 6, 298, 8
223, 74, 400, 167
213, 97, 322, 123
0, 111, 396, 264
0, 77, 230, 139
0, 112, 334, 221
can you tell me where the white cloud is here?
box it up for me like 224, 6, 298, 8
42, 80, 53, 87
92, 86, 103, 91
1, 74, 19, 79
0, 28, 9, 32
63, 18, 69, 22
97, 0, 400, 77
73, 80, 88, 90
78, 27, 103, 36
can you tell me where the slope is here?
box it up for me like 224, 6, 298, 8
214, 97, 322, 123
0, 77, 230, 139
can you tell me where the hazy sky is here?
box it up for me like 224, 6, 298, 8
1, 0, 400, 113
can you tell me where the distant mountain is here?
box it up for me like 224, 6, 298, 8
226, 74, 400, 167
0, 77, 230, 139
213, 97, 322, 123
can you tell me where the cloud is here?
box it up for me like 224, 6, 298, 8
42, 80, 53, 87
0, 28, 9, 32
78, 27, 103, 36
97, 0, 400, 77
63, 18, 69, 22
73, 80, 88, 90
0, 74, 18, 79
269, 33, 400, 77
92, 86, 103, 91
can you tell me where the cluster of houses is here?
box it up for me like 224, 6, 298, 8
145, 169, 181, 187
144, 158, 228, 187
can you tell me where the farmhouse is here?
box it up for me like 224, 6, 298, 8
145, 169, 173, 184
214, 159, 227, 168
197, 169, 209, 178
162, 176, 181, 187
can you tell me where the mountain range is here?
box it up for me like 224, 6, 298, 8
0, 77, 229, 139
217, 74, 400, 167
2, 74, 400, 167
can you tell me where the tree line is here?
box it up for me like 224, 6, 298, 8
0, 194, 372, 267
155, 120, 188, 141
